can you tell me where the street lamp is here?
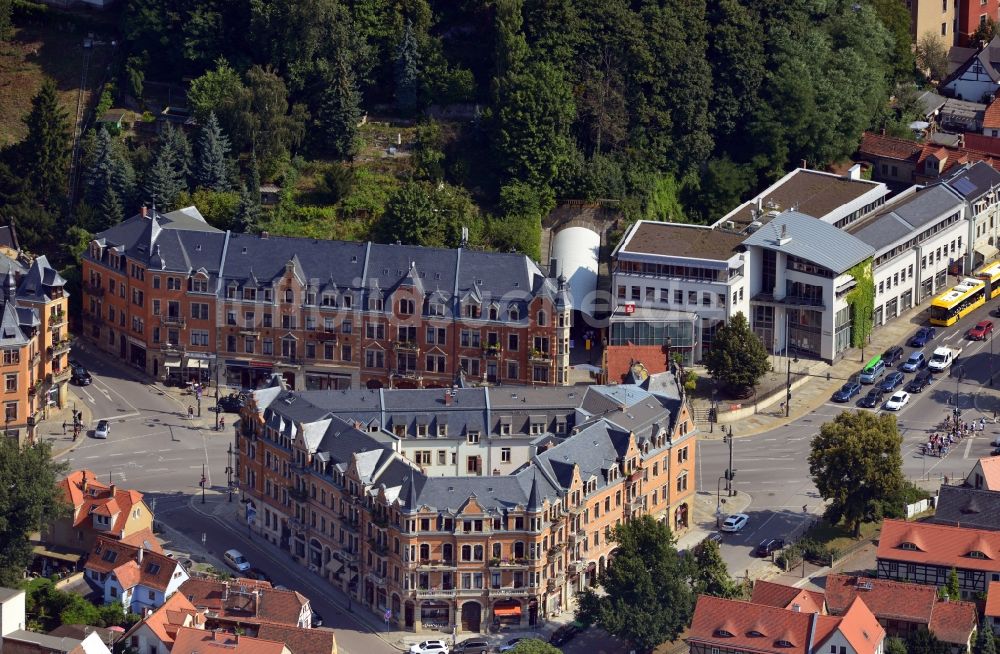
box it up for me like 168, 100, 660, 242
723, 425, 735, 496
715, 476, 727, 528
200, 462, 206, 505
783, 310, 798, 418
214, 360, 221, 430
226, 443, 234, 503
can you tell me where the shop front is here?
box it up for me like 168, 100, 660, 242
225, 359, 274, 390
305, 369, 353, 390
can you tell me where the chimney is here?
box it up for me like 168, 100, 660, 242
81, 470, 88, 493
444, 390, 453, 406
109, 483, 116, 496
800, 159, 807, 169
846, 163, 862, 181
137, 547, 143, 564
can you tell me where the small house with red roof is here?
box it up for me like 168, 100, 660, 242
750, 580, 826, 614
876, 518, 1000, 598
84, 536, 189, 614
984, 581, 1000, 634
49, 470, 158, 555
687, 594, 885, 654
170, 626, 290, 654
121, 591, 205, 654
178, 578, 312, 630
965, 456, 1000, 491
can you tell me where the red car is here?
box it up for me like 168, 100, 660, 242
968, 320, 994, 340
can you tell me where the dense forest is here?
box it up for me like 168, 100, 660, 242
0, 0, 913, 270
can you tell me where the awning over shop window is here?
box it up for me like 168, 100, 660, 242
183, 357, 208, 369
494, 605, 521, 617
327, 559, 344, 574
976, 244, 999, 262
164, 360, 181, 369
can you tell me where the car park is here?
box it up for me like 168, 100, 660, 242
884, 391, 910, 411
453, 638, 490, 654
224, 549, 251, 573
877, 372, 905, 392
93, 419, 109, 439
909, 327, 937, 347
720, 513, 749, 532
409, 641, 449, 654
549, 623, 585, 647
882, 345, 904, 366
968, 320, 994, 340
832, 382, 862, 402
900, 351, 926, 372
858, 388, 884, 408
905, 371, 933, 393
755, 538, 785, 557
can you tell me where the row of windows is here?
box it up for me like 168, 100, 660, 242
878, 264, 916, 297
618, 285, 731, 310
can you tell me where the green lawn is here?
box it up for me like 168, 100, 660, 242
804, 519, 880, 554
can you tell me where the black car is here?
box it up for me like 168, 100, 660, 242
858, 388, 884, 408
882, 345, 904, 366
310, 611, 323, 628
216, 393, 245, 413
755, 538, 785, 557
453, 638, 490, 654
906, 371, 934, 393
71, 367, 92, 385
549, 622, 585, 647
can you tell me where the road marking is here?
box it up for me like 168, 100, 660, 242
84, 455, 99, 459
965, 438, 974, 459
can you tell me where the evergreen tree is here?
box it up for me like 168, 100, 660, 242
96, 183, 124, 230
976, 617, 997, 654
313, 51, 362, 159
21, 78, 71, 210
143, 156, 184, 210
84, 127, 136, 210
160, 123, 193, 185
946, 567, 961, 600
233, 185, 262, 234
194, 112, 232, 191
246, 151, 261, 200
0, 0, 13, 42
394, 21, 420, 114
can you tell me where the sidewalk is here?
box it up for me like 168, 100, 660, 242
695, 305, 933, 439
188, 492, 576, 651
43, 386, 95, 458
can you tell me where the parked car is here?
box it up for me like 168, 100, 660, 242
224, 549, 251, 573
93, 419, 110, 439
755, 538, 785, 557
909, 327, 937, 347
498, 639, 525, 653
878, 371, 905, 392
859, 359, 886, 384
216, 393, 245, 413
409, 641, 449, 654
882, 345, 904, 366
549, 623, 585, 647
884, 391, 910, 411
832, 382, 862, 402
900, 351, 927, 372
72, 367, 92, 385
968, 320, 994, 340
453, 638, 490, 654
858, 388, 884, 408
905, 371, 934, 393
310, 611, 323, 628
720, 513, 749, 533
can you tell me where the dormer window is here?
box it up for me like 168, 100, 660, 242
899, 542, 919, 551
776, 640, 794, 648
969, 550, 988, 559
463, 302, 480, 319
747, 631, 764, 638
714, 629, 734, 638
509, 306, 520, 321
488, 305, 499, 321
429, 302, 446, 317
322, 293, 337, 307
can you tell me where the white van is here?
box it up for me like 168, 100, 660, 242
224, 549, 250, 572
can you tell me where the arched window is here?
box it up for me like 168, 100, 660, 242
492, 543, 502, 559
419, 543, 430, 562
473, 545, 484, 561
462, 545, 472, 561
537, 310, 547, 326
509, 306, 520, 321
513, 541, 525, 559
284, 288, 293, 303
442, 543, 453, 562
489, 305, 499, 321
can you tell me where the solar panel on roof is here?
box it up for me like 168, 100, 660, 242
953, 177, 978, 196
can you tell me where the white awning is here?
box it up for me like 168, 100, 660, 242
976, 244, 999, 262
326, 560, 344, 574
183, 357, 208, 369
164, 360, 181, 369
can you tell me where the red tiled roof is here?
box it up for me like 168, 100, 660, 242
256, 624, 337, 654
858, 133, 922, 162
963, 133, 1000, 156
688, 595, 815, 654
84, 536, 181, 591
984, 100, 1000, 130
119, 527, 163, 553
171, 626, 288, 654
124, 593, 202, 648
179, 578, 307, 627
833, 597, 886, 654
986, 581, 1000, 617
59, 470, 150, 538
877, 519, 1000, 572
929, 600, 978, 646
971, 457, 1000, 490
825, 574, 935, 623
750, 580, 825, 614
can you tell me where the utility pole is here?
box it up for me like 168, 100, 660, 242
723, 425, 735, 496
226, 443, 234, 503
200, 462, 206, 505
215, 360, 221, 430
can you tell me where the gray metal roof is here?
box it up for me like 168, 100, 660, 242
848, 185, 964, 252
741, 211, 875, 273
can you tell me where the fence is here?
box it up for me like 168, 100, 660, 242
905, 495, 936, 518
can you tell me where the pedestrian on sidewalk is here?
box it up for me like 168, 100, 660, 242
220, 416, 225, 431
61, 421, 66, 435
188, 406, 194, 419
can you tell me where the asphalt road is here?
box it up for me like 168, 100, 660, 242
699, 300, 1000, 575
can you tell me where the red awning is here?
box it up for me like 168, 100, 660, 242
494, 605, 522, 618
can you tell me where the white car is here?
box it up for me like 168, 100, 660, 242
720, 513, 749, 532
409, 641, 449, 654
884, 391, 910, 411
93, 419, 110, 439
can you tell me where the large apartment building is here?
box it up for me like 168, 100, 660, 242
0, 249, 71, 444
80, 208, 570, 390
235, 366, 696, 633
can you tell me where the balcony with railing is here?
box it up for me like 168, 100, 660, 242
416, 559, 456, 570
751, 292, 826, 309
49, 311, 66, 328
288, 486, 308, 502
30, 351, 41, 366
160, 343, 184, 356
483, 344, 502, 358
366, 571, 386, 586
49, 339, 72, 358
161, 314, 187, 327
368, 539, 389, 557
490, 558, 531, 568
393, 341, 420, 353
529, 350, 551, 363
547, 573, 565, 590
415, 588, 457, 599
391, 369, 423, 381
340, 549, 359, 564
52, 368, 71, 384
491, 586, 535, 597
83, 282, 105, 297
340, 515, 360, 532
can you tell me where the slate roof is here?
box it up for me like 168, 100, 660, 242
847, 185, 964, 253
939, 161, 1000, 202
741, 211, 875, 273
877, 518, 1000, 572
932, 484, 1000, 530
916, 90, 948, 118
91, 209, 557, 316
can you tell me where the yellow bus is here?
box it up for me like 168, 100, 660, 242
929, 277, 987, 326
977, 261, 1000, 300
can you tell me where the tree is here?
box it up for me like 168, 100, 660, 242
885, 637, 908, 654
244, 65, 308, 173
945, 567, 961, 600
509, 639, 561, 654
96, 184, 124, 230
577, 516, 694, 653
0, 0, 12, 42
976, 617, 997, 654
703, 312, 770, 392
0, 439, 68, 586
374, 181, 438, 245
916, 31, 949, 82
872, 0, 915, 81
234, 185, 262, 234
412, 120, 445, 182
194, 112, 232, 191
907, 628, 950, 654
395, 21, 420, 114
972, 17, 1000, 48
808, 411, 904, 536
142, 155, 184, 210
313, 51, 362, 159
160, 123, 193, 185
187, 59, 250, 148
84, 127, 135, 211
686, 538, 738, 598
20, 78, 71, 209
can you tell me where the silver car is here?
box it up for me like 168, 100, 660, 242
93, 419, 110, 439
